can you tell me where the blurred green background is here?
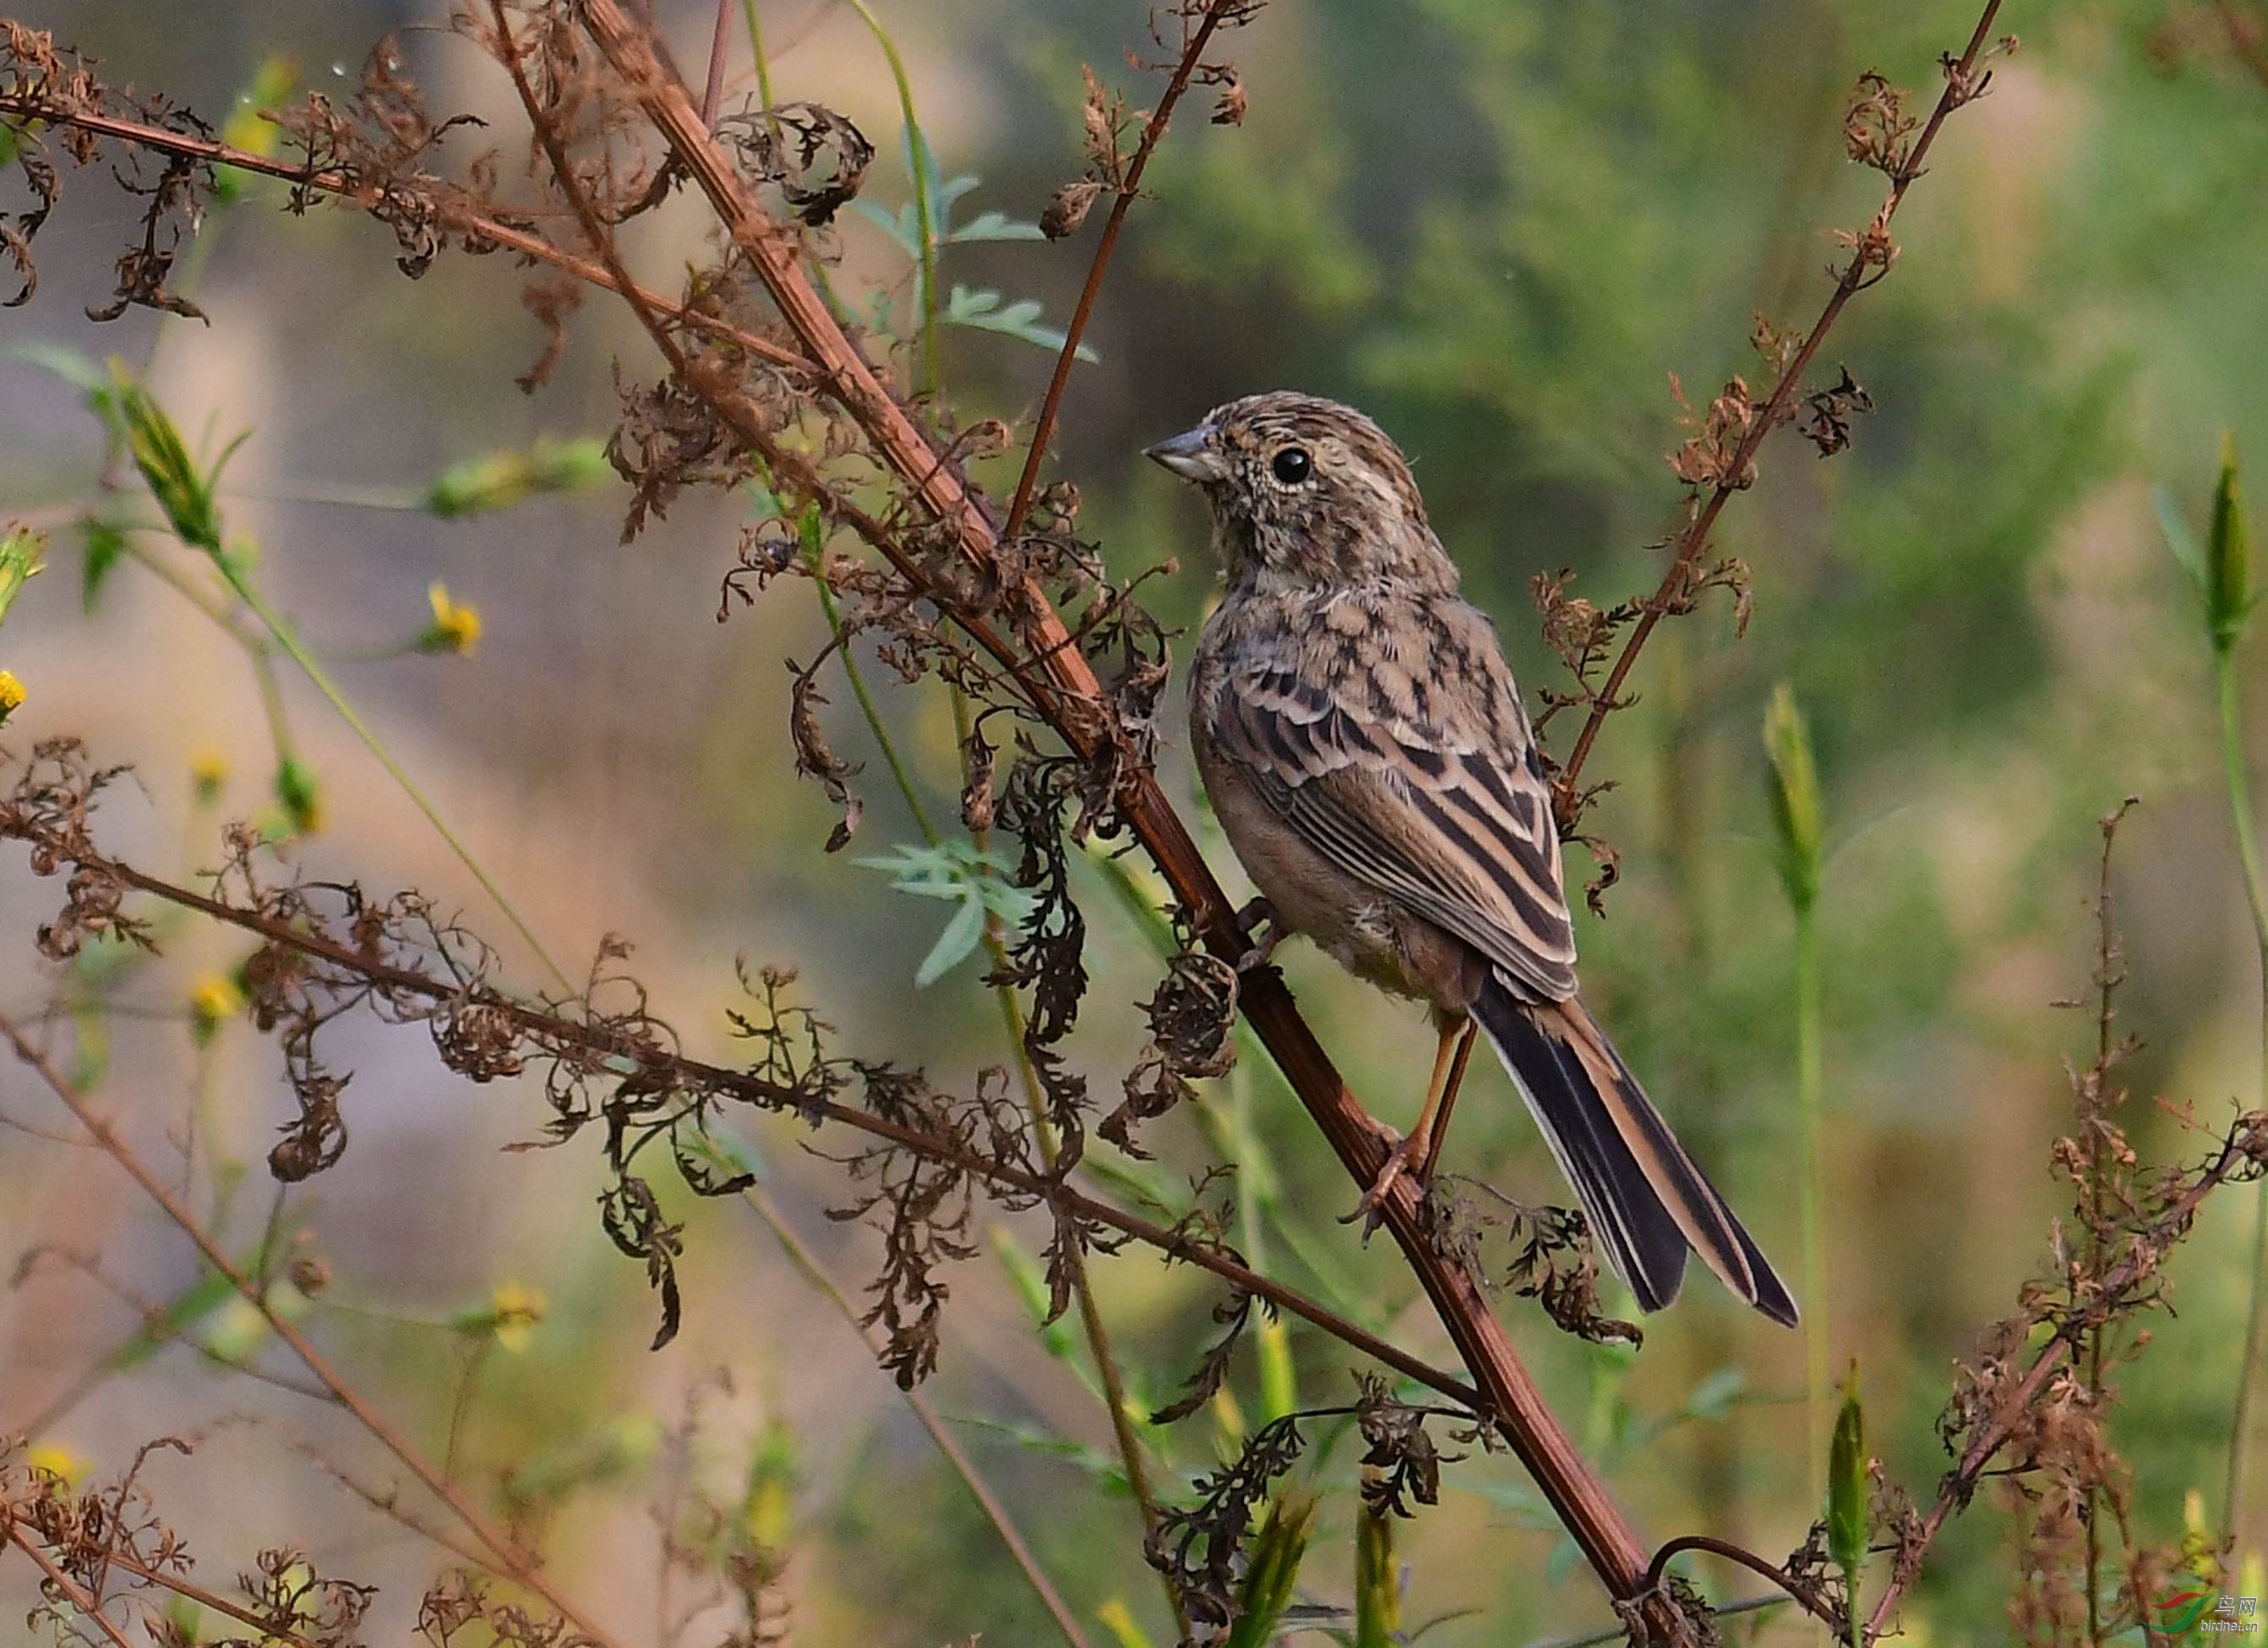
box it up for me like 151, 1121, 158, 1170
3, 1, 2266, 1643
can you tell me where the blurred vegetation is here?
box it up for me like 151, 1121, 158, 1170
3, 1, 2268, 1645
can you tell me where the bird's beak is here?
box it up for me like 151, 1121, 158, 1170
1143, 424, 1227, 483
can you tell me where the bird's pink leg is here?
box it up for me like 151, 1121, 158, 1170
1344, 1011, 1473, 1226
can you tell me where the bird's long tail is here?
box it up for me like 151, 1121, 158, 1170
1470, 975, 1798, 1326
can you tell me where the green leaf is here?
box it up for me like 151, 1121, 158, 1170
112, 369, 240, 554
942, 284, 1099, 363
105, 1269, 238, 1371
947, 210, 1048, 243
859, 840, 1035, 984
914, 894, 987, 987
1257, 1316, 1298, 1426
990, 1227, 1078, 1359
80, 518, 126, 614
2209, 431, 2258, 652
274, 756, 323, 836
1682, 1366, 1748, 1421
7, 341, 107, 399
1095, 1599, 1159, 1648
0, 525, 44, 625
2156, 483, 2208, 593
1827, 1361, 1867, 1577
1229, 1492, 1317, 1648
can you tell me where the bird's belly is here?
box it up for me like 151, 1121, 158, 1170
1197, 738, 1472, 1008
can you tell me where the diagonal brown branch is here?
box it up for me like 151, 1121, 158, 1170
1000, 0, 1240, 544
5, 1525, 139, 1648
477, 21, 1173, 1620
1550, 0, 2009, 829
570, 0, 1666, 1606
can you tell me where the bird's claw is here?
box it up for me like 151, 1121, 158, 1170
1338, 1125, 1424, 1240
1234, 896, 1284, 978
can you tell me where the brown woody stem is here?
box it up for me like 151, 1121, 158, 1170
1000, 0, 1238, 545
571, 0, 1661, 1602
1551, 0, 2007, 828
5, 1525, 139, 1648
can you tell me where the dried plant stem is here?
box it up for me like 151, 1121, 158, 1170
33, 843, 1484, 1412
2219, 641, 2268, 1544
1862, 1114, 2265, 1640
701, 0, 734, 126
0, 1012, 630, 1648
0, 95, 817, 379
56, 1539, 323, 1648
1000, 0, 1237, 543
802, 538, 940, 845
741, 1182, 1093, 1648
1552, 0, 2007, 821
804, 527, 1168, 1591
570, 0, 1663, 1607
4, 1525, 139, 1648
489, 16, 1175, 1608
985, 947, 1175, 1620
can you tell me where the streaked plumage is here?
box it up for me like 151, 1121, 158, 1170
1150, 391, 1796, 1326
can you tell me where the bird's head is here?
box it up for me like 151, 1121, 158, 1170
1144, 391, 1456, 592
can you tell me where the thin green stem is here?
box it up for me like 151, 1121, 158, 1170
804, 538, 939, 844
120, 534, 240, 629
248, 647, 296, 763
2220, 645, 2268, 1545
739, 1181, 1092, 1648
739, 0, 775, 106
842, 0, 939, 394
223, 576, 573, 992
948, 678, 1180, 1634
1795, 901, 1828, 1496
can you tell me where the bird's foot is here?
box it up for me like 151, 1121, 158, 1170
1338, 1125, 1425, 1239
1234, 896, 1284, 978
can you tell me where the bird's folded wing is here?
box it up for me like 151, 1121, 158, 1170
1210, 656, 1578, 1002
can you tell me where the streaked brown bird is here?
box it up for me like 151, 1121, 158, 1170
1148, 390, 1797, 1326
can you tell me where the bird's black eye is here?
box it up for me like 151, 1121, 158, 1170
1271, 445, 1312, 484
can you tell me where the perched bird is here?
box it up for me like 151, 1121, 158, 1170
1148, 391, 1796, 1326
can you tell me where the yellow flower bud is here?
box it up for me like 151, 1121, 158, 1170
422, 583, 482, 655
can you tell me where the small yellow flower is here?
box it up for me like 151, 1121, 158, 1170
190, 974, 245, 1038
489, 1281, 546, 1352
25, 1442, 84, 1490
423, 582, 482, 655
0, 669, 23, 723
190, 746, 228, 804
